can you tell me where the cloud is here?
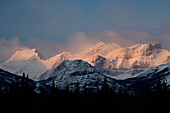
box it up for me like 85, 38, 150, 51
66, 24, 170, 51
64, 32, 99, 53
0, 37, 28, 63
26, 39, 62, 59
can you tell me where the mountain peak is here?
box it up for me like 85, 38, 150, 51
92, 42, 107, 50
7, 49, 37, 61
5, 48, 47, 62
58, 51, 74, 60
140, 42, 162, 50
52, 59, 95, 77
34, 49, 46, 60
95, 41, 107, 47
129, 42, 162, 51
147, 42, 162, 49
60, 51, 73, 55
47, 59, 101, 92
81, 42, 121, 58
94, 41, 121, 48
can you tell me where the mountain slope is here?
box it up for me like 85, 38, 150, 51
105, 43, 170, 68
0, 50, 75, 81
44, 60, 104, 92
43, 60, 123, 92
1, 61, 170, 95
0, 49, 48, 80
78, 42, 121, 59
1, 42, 170, 81
0, 69, 35, 90
117, 63, 170, 94
44, 51, 74, 69
92, 55, 115, 71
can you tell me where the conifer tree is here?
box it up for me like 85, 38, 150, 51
156, 78, 167, 96
0, 85, 3, 96
51, 80, 56, 96
75, 81, 79, 95
22, 72, 25, 78
156, 78, 161, 94
22, 72, 26, 88
26, 74, 29, 89
26, 74, 29, 81
101, 76, 108, 94
65, 84, 69, 94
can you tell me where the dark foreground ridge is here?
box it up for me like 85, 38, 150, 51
0, 69, 170, 113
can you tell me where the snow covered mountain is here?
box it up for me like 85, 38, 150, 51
81, 42, 170, 69
44, 51, 74, 69
42, 61, 170, 94
0, 61, 169, 95
0, 62, 169, 113
43, 59, 123, 92
44, 60, 104, 92
106, 43, 170, 69
77, 42, 121, 61
76, 42, 170, 79
92, 55, 115, 72
0, 42, 170, 81
117, 63, 170, 94
0, 50, 74, 81
0, 49, 48, 80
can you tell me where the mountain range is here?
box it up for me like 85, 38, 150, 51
0, 41, 169, 95
0, 42, 170, 81
1, 61, 170, 112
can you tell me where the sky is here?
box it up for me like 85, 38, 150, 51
0, 0, 170, 63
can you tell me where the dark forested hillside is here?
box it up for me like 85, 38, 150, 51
0, 70, 169, 113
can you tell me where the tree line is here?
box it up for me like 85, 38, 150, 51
0, 73, 169, 112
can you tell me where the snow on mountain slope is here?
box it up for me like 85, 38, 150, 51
38, 54, 115, 81
0, 49, 48, 80
72, 42, 170, 70
137, 63, 170, 83
43, 59, 123, 92
107, 68, 147, 80
44, 60, 104, 92
71, 42, 170, 79
78, 42, 121, 59
0, 49, 76, 81
44, 51, 74, 69
116, 63, 170, 93
105, 43, 170, 68
1, 42, 170, 81
92, 55, 114, 72
38, 52, 75, 81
